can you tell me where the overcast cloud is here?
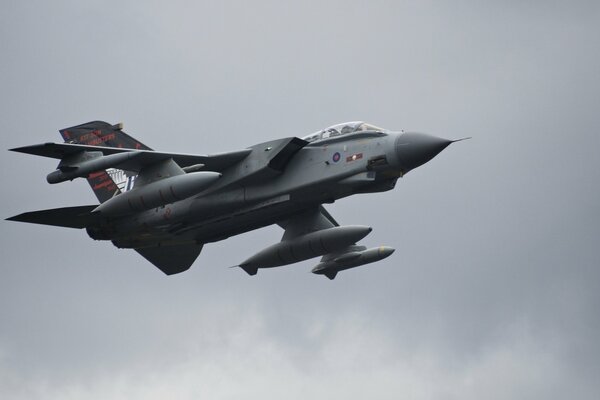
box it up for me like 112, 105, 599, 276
1, 1, 599, 399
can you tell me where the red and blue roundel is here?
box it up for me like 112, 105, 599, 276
332, 152, 341, 163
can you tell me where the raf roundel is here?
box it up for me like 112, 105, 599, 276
332, 152, 341, 163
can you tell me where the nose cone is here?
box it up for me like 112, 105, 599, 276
395, 132, 452, 174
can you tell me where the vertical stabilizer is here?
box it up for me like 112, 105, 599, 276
59, 121, 152, 202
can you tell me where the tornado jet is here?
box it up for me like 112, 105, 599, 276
7, 121, 465, 279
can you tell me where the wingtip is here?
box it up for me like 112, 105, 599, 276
8, 146, 26, 153
8, 143, 55, 154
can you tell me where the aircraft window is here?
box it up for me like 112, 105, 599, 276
357, 123, 384, 132
341, 125, 355, 134
303, 121, 385, 143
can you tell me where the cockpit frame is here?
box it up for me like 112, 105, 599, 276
302, 121, 386, 144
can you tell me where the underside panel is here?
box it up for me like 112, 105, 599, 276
174, 198, 317, 244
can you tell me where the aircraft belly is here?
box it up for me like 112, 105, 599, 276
103, 195, 306, 248
185, 197, 309, 243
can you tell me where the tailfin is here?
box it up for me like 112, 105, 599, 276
59, 121, 152, 203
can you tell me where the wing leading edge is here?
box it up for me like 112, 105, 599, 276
10, 142, 252, 173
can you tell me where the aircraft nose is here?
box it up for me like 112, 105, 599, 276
395, 132, 452, 174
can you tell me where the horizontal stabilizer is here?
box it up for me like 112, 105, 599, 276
135, 243, 203, 275
6, 205, 99, 229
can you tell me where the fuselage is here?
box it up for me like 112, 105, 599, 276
89, 130, 404, 248
90, 126, 452, 250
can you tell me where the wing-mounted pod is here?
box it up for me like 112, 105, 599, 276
46, 151, 140, 184
236, 206, 374, 276
237, 225, 373, 276
311, 245, 395, 280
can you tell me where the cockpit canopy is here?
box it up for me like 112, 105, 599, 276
303, 121, 386, 143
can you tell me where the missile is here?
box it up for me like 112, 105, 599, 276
93, 171, 221, 216
238, 225, 373, 275
47, 152, 138, 184
311, 246, 395, 280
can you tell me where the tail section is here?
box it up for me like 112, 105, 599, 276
59, 121, 152, 202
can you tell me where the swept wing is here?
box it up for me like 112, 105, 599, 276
10, 142, 251, 173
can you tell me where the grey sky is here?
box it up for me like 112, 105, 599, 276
1, 1, 599, 399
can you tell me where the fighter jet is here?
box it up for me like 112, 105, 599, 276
7, 121, 464, 279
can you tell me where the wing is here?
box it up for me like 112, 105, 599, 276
10, 142, 252, 172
